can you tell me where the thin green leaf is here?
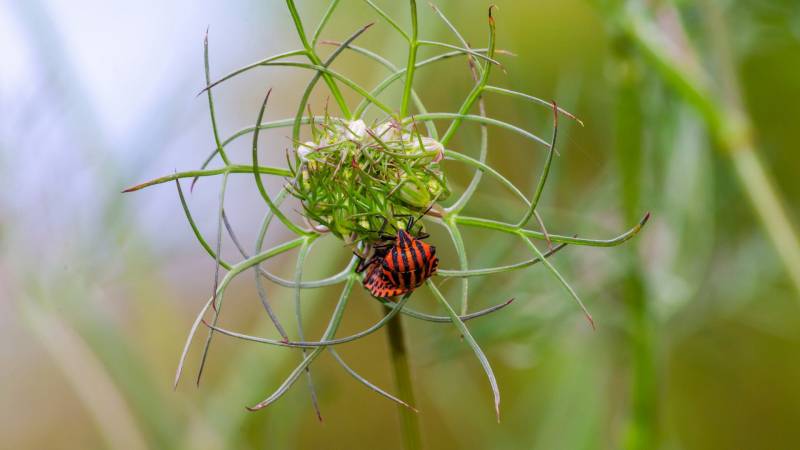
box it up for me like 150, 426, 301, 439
195, 172, 229, 386
416, 40, 501, 67
432, 3, 489, 215
311, 0, 341, 47
293, 239, 323, 421
173, 237, 305, 389
330, 349, 417, 411
319, 40, 437, 138
363, 0, 410, 42
257, 61, 395, 115
285, 0, 351, 116
246, 277, 356, 411
519, 235, 594, 329
484, 85, 584, 126
293, 22, 375, 143
443, 220, 470, 315
517, 101, 559, 227
199, 49, 307, 95
223, 206, 351, 290
437, 242, 568, 277
440, 5, 497, 146
204, 293, 413, 349
203, 30, 230, 166
123, 165, 291, 193
411, 113, 549, 148
400, 0, 419, 117
221, 209, 289, 339
173, 180, 232, 271
189, 117, 323, 191
442, 150, 528, 206
456, 213, 651, 247
354, 48, 495, 118
426, 280, 500, 422
374, 296, 515, 323
252, 88, 308, 235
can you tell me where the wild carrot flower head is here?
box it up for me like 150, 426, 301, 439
291, 117, 448, 243
124, 0, 648, 422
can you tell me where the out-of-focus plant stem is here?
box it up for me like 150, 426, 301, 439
610, 1, 800, 298
612, 34, 657, 450
386, 315, 422, 450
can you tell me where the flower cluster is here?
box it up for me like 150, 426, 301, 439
291, 117, 449, 243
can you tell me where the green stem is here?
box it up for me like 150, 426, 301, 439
285, 0, 351, 117
455, 214, 650, 247
612, 2, 800, 297
613, 34, 656, 450
122, 165, 291, 193
400, 0, 418, 117
386, 314, 422, 450
440, 6, 496, 146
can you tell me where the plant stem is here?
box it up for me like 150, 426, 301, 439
400, 0, 418, 117
613, 34, 657, 449
285, 0, 351, 118
386, 314, 422, 450
614, 1, 800, 298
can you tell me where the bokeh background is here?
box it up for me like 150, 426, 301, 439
3, 0, 800, 449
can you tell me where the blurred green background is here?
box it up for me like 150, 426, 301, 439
2, 0, 800, 449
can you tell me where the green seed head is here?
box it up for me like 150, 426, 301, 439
292, 117, 449, 243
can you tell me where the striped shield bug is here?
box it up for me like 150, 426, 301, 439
356, 210, 439, 298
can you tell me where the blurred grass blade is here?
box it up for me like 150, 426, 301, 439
22, 301, 150, 450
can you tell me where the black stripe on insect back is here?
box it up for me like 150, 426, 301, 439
413, 240, 427, 267
399, 246, 410, 276
394, 248, 412, 288
392, 246, 401, 272
410, 240, 424, 270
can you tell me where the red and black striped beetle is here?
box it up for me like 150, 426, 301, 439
356, 215, 438, 298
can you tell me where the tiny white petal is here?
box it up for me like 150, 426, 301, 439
420, 137, 443, 153
345, 120, 367, 140
375, 121, 399, 140
297, 141, 317, 161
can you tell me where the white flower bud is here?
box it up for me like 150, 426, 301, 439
297, 141, 317, 161
375, 121, 399, 140
344, 119, 367, 140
